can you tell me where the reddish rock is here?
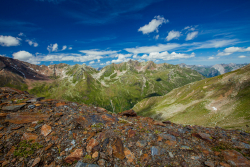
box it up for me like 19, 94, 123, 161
112, 137, 125, 160
92, 151, 99, 158
219, 162, 231, 167
21, 132, 38, 142
45, 143, 54, 151
0, 113, 8, 118
5, 146, 15, 158
222, 150, 250, 166
165, 140, 177, 146
5, 113, 50, 124
87, 138, 99, 153
124, 147, 135, 164
153, 121, 165, 126
56, 102, 66, 107
192, 133, 212, 143
141, 153, 149, 162
11, 125, 23, 130
41, 124, 52, 137
119, 109, 137, 117
32, 157, 41, 167
101, 114, 118, 123
127, 129, 136, 138
64, 149, 83, 164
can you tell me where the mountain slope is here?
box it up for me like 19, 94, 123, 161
133, 64, 250, 131
29, 60, 205, 113
0, 56, 70, 90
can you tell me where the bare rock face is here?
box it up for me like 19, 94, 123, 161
1, 87, 250, 167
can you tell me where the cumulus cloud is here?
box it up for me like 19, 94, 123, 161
217, 46, 250, 56
12, 51, 39, 64
68, 47, 72, 50
0, 35, 21, 47
166, 30, 181, 41
125, 43, 180, 54
26, 39, 38, 47
238, 55, 246, 58
111, 54, 132, 63
62, 45, 67, 51
89, 61, 95, 64
208, 57, 215, 60
47, 43, 58, 52
138, 16, 168, 34
186, 31, 198, 41
139, 51, 195, 61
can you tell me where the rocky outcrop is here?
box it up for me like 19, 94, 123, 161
0, 87, 250, 166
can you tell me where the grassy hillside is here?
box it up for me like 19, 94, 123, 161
29, 60, 205, 113
133, 64, 250, 131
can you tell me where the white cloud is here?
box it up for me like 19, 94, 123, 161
62, 45, 67, 51
111, 54, 132, 63
0, 54, 6, 57
139, 51, 195, 61
208, 57, 215, 60
216, 52, 232, 56
68, 47, 72, 50
166, 30, 181, 41
217, 46, 250, 56
26, 39, 38, 47
89, 61, 95, 64
47, 43, 58, 52
97, 59, 100, 63
125, 43, 180, 54
138, 15, 168, 34
12, 51, 39, 64
190, 39, 239, 51
18, 32, 25, 36
0, 35, 21, 47
154, 35, 159, 40
79, 49, 118, 56
186, 31, 198, 41
224, 46, 250, 53
239, 55, 246, 58
101, 61, 111, 66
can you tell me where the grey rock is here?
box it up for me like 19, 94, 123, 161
151, 146, 159, 156
2, 104, 26, 111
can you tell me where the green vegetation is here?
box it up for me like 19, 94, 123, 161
14, 140, 43, 158
133, 64, 250, 130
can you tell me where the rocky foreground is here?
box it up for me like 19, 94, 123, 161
0, 87, 250, 167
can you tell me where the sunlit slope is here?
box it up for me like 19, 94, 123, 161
133, 64, 250, 131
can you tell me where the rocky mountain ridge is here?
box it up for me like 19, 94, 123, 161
0, 87, 250, 166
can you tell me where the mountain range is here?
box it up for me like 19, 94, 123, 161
1, 56, 249, 130
178, 63, 247, 78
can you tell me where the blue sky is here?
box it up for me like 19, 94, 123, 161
0, 0, 250, 67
